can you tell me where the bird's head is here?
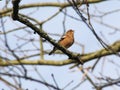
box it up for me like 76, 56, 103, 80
66, 29, 74, 36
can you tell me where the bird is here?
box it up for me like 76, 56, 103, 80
49, 29, 74, 55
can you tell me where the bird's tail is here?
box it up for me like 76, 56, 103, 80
49, 48, 56, 55
49, 50, 54, 55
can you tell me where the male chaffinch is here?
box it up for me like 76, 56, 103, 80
49, 29, 74, 55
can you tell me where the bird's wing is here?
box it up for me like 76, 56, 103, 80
58, 35, 66, 43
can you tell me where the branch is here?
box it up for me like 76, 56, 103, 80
0, 0, 107, 15
0, 72, 60, 90
0, 77, 20, 90
0, 40, 120, 66
83, 40, 120, 63
97, 77, 120, 89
